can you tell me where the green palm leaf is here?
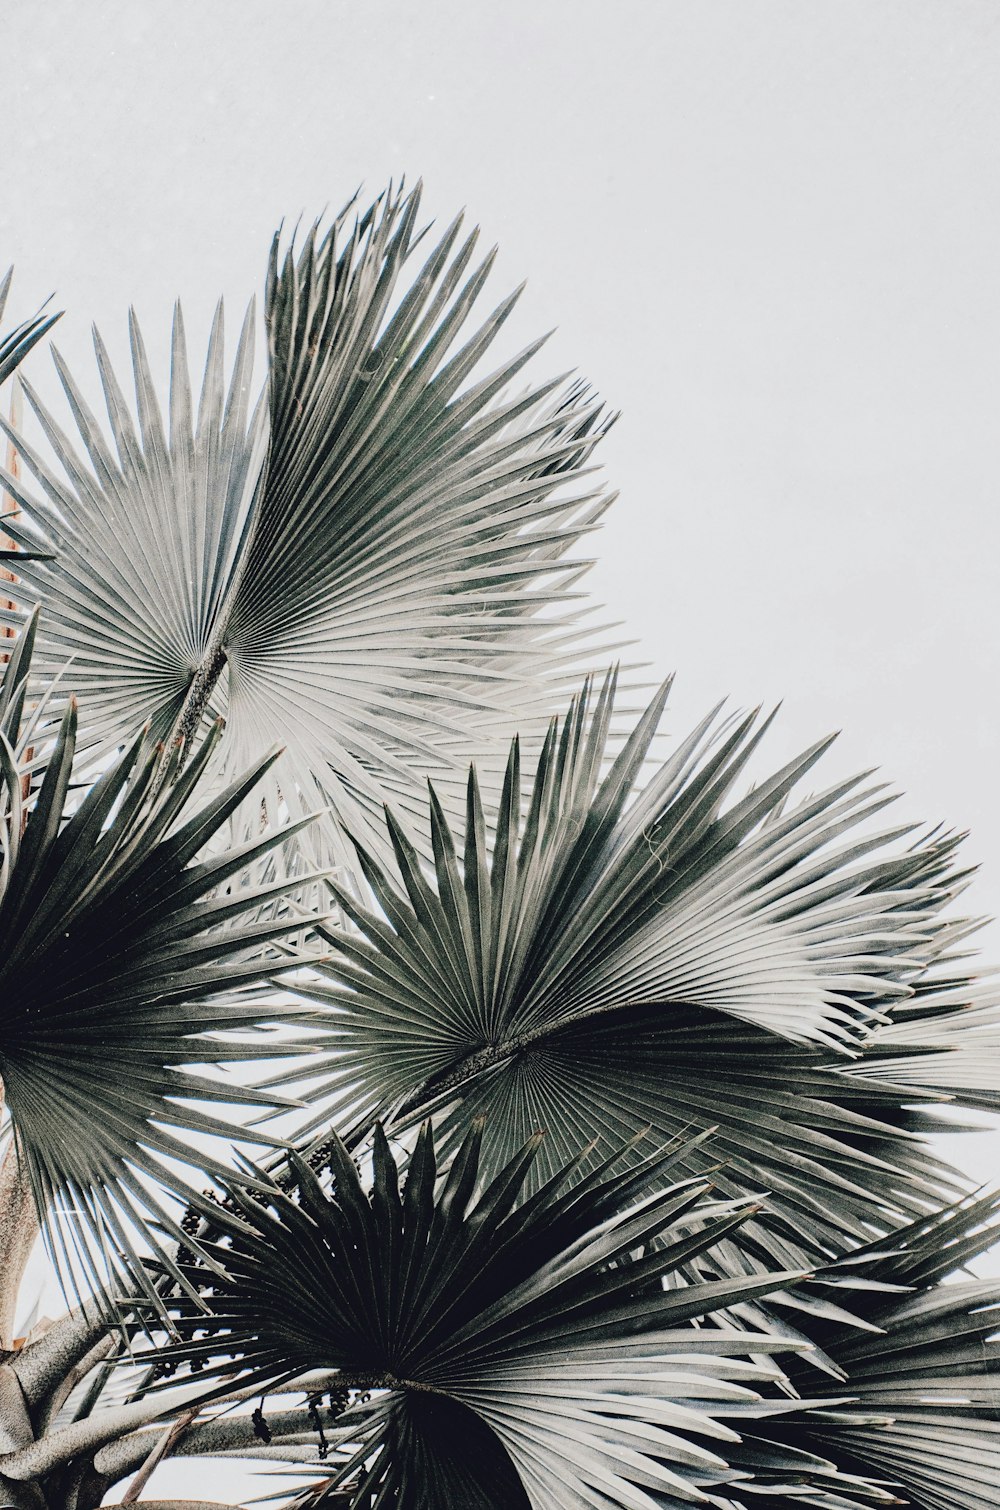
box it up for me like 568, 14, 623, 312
153, 1123, 811, 1510
0, 184, 613, 871
301, 673, 982, 1264
0, 615, 321, 1304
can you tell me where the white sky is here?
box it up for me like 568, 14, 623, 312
4, 3, 1000, 1503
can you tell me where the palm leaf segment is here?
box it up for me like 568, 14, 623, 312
746, 1190, 1000, 1510
159, 1123, 812, 1510
0, 267, 60, 569
0, 614, 320, 1301
0, 184, 613, 869
305, 672, 986, 1266
0, 268, 59, 395
840, 965, 1000, 1117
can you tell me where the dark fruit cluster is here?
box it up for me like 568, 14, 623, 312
252, 1404, 272, 1443
307, 1394, 330, 1458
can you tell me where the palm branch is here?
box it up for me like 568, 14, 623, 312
0, 613, 322, 1305
147, 1122, 817, 1510
0, 184, 614, 873
299, 672, 987, 1266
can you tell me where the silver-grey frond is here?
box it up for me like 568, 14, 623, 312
298, 673, 992, 1267
0, 185, 615, 873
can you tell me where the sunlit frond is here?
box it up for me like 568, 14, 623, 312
0, 300, 264, 733
0, 185, 614, 872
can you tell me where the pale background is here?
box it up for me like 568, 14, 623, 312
3, 2, 999, 1503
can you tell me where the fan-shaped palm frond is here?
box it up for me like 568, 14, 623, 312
299, 673, 983, 1266
0, 614, 321, 1304
746, 1190, 1000, 1510
0, 297, 263, 713
153, 1123, 812, 1510
0, 184, 613, 871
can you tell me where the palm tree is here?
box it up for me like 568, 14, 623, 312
0, 184, 997, 1510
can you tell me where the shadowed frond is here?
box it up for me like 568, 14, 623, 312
151, 1124, 813, 1510
300, 674, 981, 1264
0, 185, 614, 872
0, 615, 321, 1306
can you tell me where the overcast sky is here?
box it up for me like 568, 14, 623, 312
4, 3, 1000, 1502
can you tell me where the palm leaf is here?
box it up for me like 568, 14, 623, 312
0, 615, 322, 1306
0, 185, 614, 872
842, 967, 1000, 1114
0, 269, 60, 577
747, 1192, 1000, 1510
0, 268, 59, 391
300, 674, 981, 1264
151, 1123, 813, 1510
0, 300, 264, 732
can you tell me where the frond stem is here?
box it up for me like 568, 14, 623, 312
166, 644, 228, 774
391, 1006, 640, 1123
0, 1089, 40, 1350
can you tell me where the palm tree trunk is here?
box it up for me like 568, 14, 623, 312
1, 378, 21, 635
0, 1086, 39, 1349
0, 384, 41, 1349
